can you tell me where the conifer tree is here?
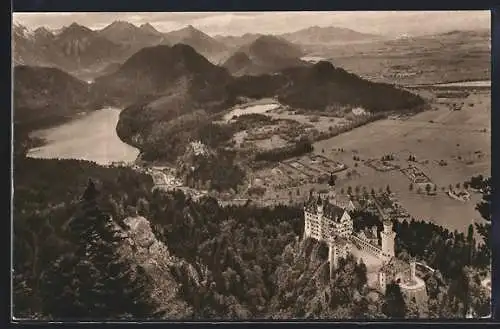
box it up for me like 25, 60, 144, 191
406, 297, 420, 318
40, 179, 162, 320
382, 283, 406, 318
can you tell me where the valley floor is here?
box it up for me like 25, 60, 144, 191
245, 89, 490, 235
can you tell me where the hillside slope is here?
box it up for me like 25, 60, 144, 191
14, 65, 95, 130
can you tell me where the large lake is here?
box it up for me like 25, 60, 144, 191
27, 108, 139, 165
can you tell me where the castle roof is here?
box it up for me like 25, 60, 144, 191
334, 236, 349, 246
334, 196, 355, 210
363, 226, 378, 240
383, 218, 393, 226
324, 201, 345, 222
305, 194, 346, 221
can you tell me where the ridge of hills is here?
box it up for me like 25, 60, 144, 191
96, 44, 424, 162
279, 25, 382, 45
15, 42, 425, 162
14, 41, 420, 136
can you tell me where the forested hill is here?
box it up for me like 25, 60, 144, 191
112, 46, 425, 163
14, 44, 426, 166
13, 65, 96, 131
229, 61, 425, 113
92, 43, 234, 107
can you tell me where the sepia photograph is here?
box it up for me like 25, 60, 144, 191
12, 11, 491, 321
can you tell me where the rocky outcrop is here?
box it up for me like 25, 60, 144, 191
116, 216, 193, 319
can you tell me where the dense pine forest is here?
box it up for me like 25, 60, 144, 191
13, 150, 491, 319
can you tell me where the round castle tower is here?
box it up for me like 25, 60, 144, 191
380, 218, 396, 260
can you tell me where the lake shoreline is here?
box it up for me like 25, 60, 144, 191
26, 108, 140, 166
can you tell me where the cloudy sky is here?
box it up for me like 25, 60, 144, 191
13, 11, 490, 37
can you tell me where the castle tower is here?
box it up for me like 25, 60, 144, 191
380, 219, 396, 259
379, 271, 387, 294
410, 258, 416, 281
303, 213, 310, 239
303, 191, 315, 239
317, 196, 324, 239
328, 241, 337, 278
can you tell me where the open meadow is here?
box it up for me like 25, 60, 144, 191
246, 88, 490, 234
308, 89, 490, 234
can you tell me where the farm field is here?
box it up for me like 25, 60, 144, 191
309, 89, 490, 233
228, 88, 489, 235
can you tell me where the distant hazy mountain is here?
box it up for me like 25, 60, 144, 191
223, 35, 306, 76
97, 20, 165, 49
162, 25, 228, 62
387, 28, 490, 46
54, 23, 127, 66
140, 22, 164, 36
14, 65, 94, 130
280, 25, 380, 45
214, 33, 262, 49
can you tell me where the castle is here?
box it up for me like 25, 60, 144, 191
304, 190, 427, 298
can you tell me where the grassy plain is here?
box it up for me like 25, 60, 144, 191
310, 89, 490, 233
247, 88, 490, 234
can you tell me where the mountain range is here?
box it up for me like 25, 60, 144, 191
13, 22, 233, 78
103, 44, 424, 161
96, 20, 165, 49
13, 20, 489, 85
14, 20, 489, 149
13, 22, 130, 77
12, 22, 384, 81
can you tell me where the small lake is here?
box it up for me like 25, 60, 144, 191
224, 103, 281, 122
432, 80, 491, 88
27, 107, 139, 165
300, 56, 327, 64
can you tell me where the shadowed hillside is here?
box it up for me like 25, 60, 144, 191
14, 65, 96, 131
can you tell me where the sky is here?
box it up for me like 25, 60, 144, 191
13, 11, 490, 37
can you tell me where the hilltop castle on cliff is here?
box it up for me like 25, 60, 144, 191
303, 190, 427, 300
